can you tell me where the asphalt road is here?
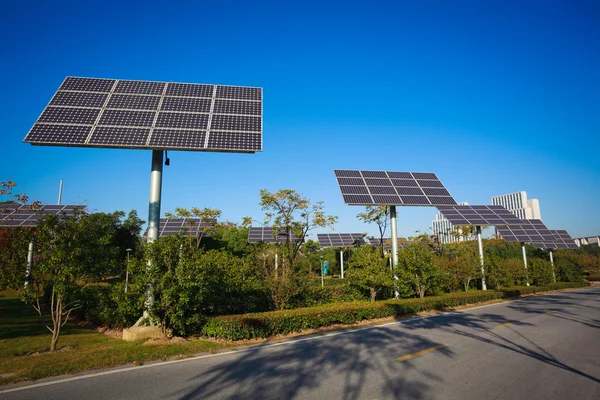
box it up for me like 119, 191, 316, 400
2, 288, 600, 400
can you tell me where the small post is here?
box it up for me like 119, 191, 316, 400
549, 249, 556, 282
320, 256, 324, 287
390, 205, 399, 298
521, 242, 530, 286
57, 180, 63, 205
340, 248, 344, 279
125, 248, 132, 293
25, 241, 34, 288
476, 226, 487, 290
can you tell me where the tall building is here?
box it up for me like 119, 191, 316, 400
432, 202, 471, 245
491, 191, 541, 220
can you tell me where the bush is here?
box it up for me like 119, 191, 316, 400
201, 282, 589, 340
79, 284, 144, 328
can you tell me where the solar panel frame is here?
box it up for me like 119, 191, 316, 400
247, 227, 301, 243
317, 233, 366, 248
436, 205, 524, 226
24, 77, 263, 153
141, 218, 216, 238
0, 204, 85, 227
334, 170, 456, 206
496, 219, 562, 245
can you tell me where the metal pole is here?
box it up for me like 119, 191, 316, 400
521, 242, 530, 286
549, 249, 556, 282
390, 205, 399, 298
125, 248, 132, 293
145, 150, 163, 317
320, 256, 324, 287
340, 248, 344, 279
57, 180, 63, 205
25, 241, 34, 288
476, 226, 487, 290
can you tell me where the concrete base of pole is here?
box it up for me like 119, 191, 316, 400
123, 325, 166, 341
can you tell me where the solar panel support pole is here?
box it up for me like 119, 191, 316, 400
476, 226, 487, 290
144, 149, 164, 317
340, 249, 344, 279
521, 242, 530, 286
390, 206, 399, 298
57, 180, 63, 205
549, 250, 556, 282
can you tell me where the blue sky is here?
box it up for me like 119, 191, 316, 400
1, 0, 599, 239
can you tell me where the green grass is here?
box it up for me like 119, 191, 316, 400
0, 291, 235, 386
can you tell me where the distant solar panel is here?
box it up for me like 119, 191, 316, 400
248, 227, 300, 243
541, 230, 578, 249
317, 233, 365, 248
142, 218, 215, 238
366, 237, 409, 250
496, 219, 562, 247
24, 77, 263, 153
0, 204, 84, 227
334, 170, 456, 206
436, 205, 524, 226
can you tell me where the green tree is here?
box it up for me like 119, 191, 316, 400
346, 245, 393, 301
528, 257, 554, 285
24, 211, 124, 351
357, 206, 388, 257
398, 235, 440, 298
437, 241, 480, 292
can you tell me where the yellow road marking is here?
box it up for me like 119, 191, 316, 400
396, 344, 445, 361
494, 322, 513, 329
545, 310, 555, 314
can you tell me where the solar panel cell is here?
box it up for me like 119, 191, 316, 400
400, 196, 430, 205
395, 187, 424, 196
216, 86, 262, 101
149, 129, 206, 149
342, 194, 372, 204
372, 195, 401, 204
39, 107, 100, 124
340, 186, 369, 194
391, 179, 419, 187
337, 177, 364, 186
26, 124, 91, 145
59, 77, 115, 92
422, 188, 451, 196
210, 115, 261, 132
334, 170, 361, 178
361, 171, 387, 178
100, 110, 155, 127
213, 99, 261, 115
412, 172, 437, 179
89, 127, 150, 146
387, 172, 413, 179
207, 132, 261, 151
156, 112, 209, 129
364, 178, 392, 186
166, 83, 214, 98
107, 94, 161, 110
114, 80, 165, 95
369, 186, 398, 195
417, 180, 444, 188
50, 92, 108, 108
161, 97, 211, 113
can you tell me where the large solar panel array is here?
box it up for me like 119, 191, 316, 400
529, 230, 578, 249
495, 219, 557, 243
142, 218, 215, 238
248, 227, 300, 243
436, 205, 524, 226
317, 233, 365, 248
0, 204, 84, 227
24, 77, 263, 153
334, 170, 456, 206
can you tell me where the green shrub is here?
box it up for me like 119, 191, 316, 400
201, 282, 588, 340
79, 284, 144, 328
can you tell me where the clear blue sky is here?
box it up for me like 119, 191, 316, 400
1, 0, 599, 239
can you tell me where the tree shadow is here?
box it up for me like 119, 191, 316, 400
168, 326, 454, 399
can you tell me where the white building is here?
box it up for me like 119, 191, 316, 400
491, 191, 541, 220
432, 202, 470, 245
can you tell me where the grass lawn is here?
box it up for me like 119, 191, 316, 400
0, 290, 236, 386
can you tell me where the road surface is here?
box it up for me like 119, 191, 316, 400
2, 288, 599, 399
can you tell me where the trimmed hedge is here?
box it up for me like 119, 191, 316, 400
201, 282, 589, 340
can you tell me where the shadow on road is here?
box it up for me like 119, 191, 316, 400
170, 326, 454, 399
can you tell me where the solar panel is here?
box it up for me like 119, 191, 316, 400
366, 237, 409, 250
24, 77, 263, 153
436, 205, 525, 226
142, 218, 216, 238
0, 204, 85, 227
247, 227, 300, 243
496, 219, 560, 244
317, 233, 366, 248
334, 170, 456, 206
549, 230, 578, 249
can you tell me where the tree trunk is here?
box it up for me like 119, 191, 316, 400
418, 286, 425, 298
370, 288, 377, 302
